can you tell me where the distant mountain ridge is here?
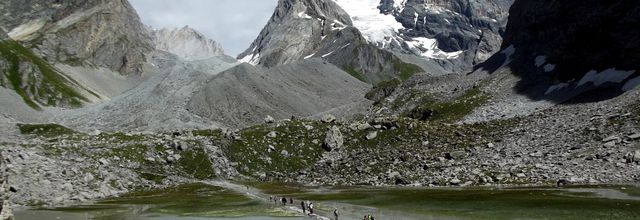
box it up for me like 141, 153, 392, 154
151, 26, 228, 61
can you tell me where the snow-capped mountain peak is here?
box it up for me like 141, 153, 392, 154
332, 0, 464, 60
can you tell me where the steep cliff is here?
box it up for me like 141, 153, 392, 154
0, 0, 153, 75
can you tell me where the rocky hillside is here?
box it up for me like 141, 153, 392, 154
237, 0, 426, 84
0, 40, 99, 109
188, 59, 372, 128
0, 0, 155, 109
0, 0, 153, 75
151, 26, 228, 61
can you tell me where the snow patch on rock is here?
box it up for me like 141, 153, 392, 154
577, 69, 635, 87
534, 56, 546, 67
405, 37, 464, 59
332, 0, 404, 47
545, 83, 570, 95
543, 64, 556, 72
622, 76, 640, 91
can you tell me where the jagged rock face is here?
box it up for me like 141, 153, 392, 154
238, 0, 352, 67
151, 26, 226, 61
238, 0, 425, 84
492, 0, 640, 100
0, 0, 153, 75
372, 0, 513, 70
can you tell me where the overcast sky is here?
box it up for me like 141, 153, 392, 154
129, 0, 277, 57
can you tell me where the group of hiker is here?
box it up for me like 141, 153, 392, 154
268, 195, 375, 220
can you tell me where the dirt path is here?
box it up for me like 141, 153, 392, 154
201, 180, 428, 220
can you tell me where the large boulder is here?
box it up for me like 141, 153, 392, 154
323, 126, 344, 152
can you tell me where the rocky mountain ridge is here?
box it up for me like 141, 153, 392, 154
0, 0, 153, 75
151, 26, 228, 61
237, 0, 428, 84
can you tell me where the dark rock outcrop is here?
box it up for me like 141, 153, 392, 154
481, 0, 640, 102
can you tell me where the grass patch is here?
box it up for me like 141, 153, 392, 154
393, 59, 423, 81
139, 173, 167, 184
344, 66, 367, 83
226, 120, 330, 177
0, 40, 88, 109
17, 123, 79, 137
407, 87, 490, 123
365, 78, 401, 103
178, 146, 215, 180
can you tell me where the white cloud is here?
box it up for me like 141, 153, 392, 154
129, 0, 277, 57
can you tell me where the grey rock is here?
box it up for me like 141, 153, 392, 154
267, 131, 278, 138
83, 173, 94, 184
603, 141, 616, 148
634, 150, 640, 163
264, 115, 275, 124
602, 136, 622, 143
349, 122, 371, 131
323, 126, 344, 152
268, 145, 276, 153
628, 133, 640, 140
321, 114, 337, 123
98, 158, 109, 166
365, 131, 378, 140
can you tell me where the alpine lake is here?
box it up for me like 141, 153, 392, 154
14, 183, 640, 220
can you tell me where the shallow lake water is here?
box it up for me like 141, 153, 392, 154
14, 183, 640, 220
